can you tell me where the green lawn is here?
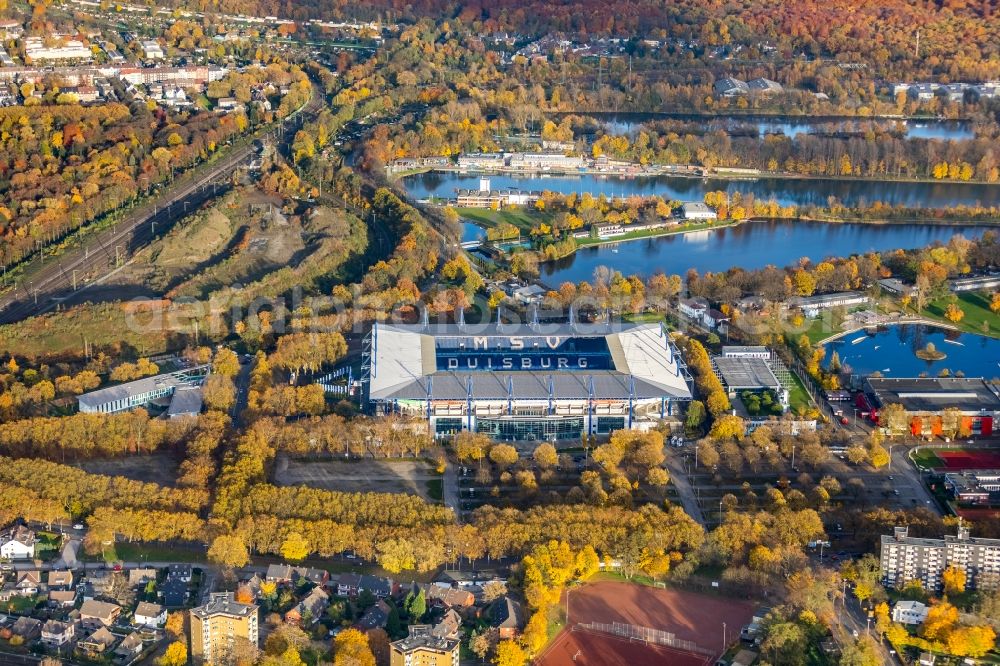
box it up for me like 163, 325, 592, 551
426, 478, 443, 501
786, 370, 815, 415
455, 207, 551, 234
100, 542, 208, 564
921, 291, 999, 338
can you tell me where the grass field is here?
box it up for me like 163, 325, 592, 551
922, 291, 999, 338
455, 207, 552, 234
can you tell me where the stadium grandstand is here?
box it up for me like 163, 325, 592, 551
363, 321, 692, 440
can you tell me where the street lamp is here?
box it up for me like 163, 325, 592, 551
722, 622, 727, 651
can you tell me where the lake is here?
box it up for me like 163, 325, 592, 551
404, 172, 1000, 210
580, 112, 975, 141
823, 324, 1000, 379
533, 220, 995, 283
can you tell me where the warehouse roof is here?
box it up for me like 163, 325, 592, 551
866, 377, 1000, 413
714, 357, 781, 390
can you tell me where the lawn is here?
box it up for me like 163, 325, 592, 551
425, 478, 443, 501
786, 370, 815, 415
455, 207, 551, 234
922, 291, 1000, 338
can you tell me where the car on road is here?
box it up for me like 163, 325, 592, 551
73, 523, 84, 530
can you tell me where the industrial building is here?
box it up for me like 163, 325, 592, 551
861, 377, 1000, 436
364, 321, 692, 439
880, 525, 1000, 592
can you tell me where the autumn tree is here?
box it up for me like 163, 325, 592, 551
208, 534, 250, 569
332, 628, 376, 666
942, 565, 967, 595
493, 640, 527, 666
158, 641, 187, 666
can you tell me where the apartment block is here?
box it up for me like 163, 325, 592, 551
190, 593, 258, 664
880, 525, 1000, 592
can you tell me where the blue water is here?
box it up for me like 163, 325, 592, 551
536, 220, 994, 283
405, 172, 1000, 209
823, 324, 1000, 378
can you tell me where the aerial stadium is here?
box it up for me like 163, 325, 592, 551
363, 321, 693, 440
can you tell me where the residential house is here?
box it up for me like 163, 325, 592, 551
81, 599, 122, 628
160, 577, 188, 608
167, 564, 192, 583
216, 97, 241, 111
128, 569, 158, 588
431, 609, 462, 639
426, 585, 474, 609
265, 564, 294, 583
78, 626, 118, 655
244, 574, 264, 599
41, 619, 75, 647
10, 616, 42, 641
134, 601, 166, 628
678, 298, 708, 323
114, 631, 145, 661
489, 597, 524, 639
360, 575, 393, 598
704, 309, 730, 331
892, 600, 929, 625
48, 570, 74, 590
48, 589, 78, 609
356, 600, 391, 631
15, 570, 42, 595
336, 573, 361, 597
285, 587, 328, 626
88, 570, 122, 597
1, 525, 36, 559
298, 568, 329, 587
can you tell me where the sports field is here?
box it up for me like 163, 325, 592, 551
913, 447, 1000, 470
537, 581, 757, 666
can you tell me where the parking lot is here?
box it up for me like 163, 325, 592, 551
272, 455, 440, 501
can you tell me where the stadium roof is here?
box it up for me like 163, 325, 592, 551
367, 323, 691, 402
714, 357, 781, 391
866, 377, 1000, 413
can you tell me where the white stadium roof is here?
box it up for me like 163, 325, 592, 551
367, 322, 691, 402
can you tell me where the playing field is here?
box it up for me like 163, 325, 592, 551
537, 581, 757, 666
539, 628, 714, 666
915, 448, 1000, 470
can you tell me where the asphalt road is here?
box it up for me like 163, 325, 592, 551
0, 95, 321, 326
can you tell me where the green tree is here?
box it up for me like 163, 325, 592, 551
404, 588, 426, 621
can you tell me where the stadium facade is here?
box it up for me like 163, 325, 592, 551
363, 322, 693, 440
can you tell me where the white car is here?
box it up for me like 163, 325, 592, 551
73, 524, 84, 530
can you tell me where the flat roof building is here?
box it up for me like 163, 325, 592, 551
864, 377, 1000, 436
881, 525, 1000, 592
787, 291, 870, 317
680, 202, 718, 220
389, 627, 460, 666
78, 365, 209, 414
